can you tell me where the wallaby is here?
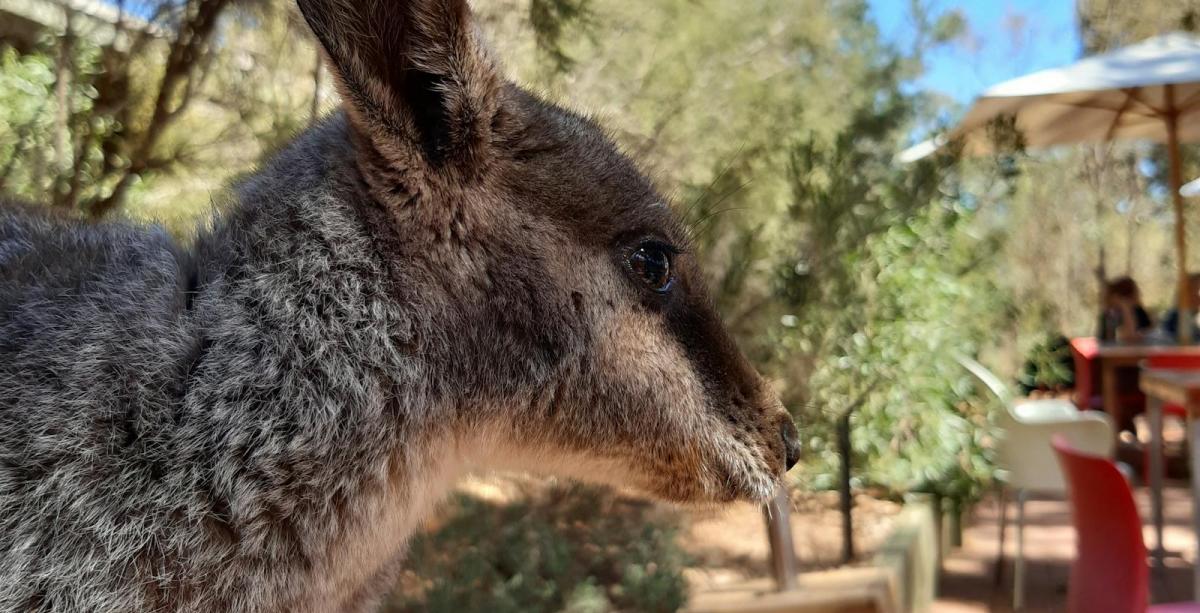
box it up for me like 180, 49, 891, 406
0, 0, 802, 611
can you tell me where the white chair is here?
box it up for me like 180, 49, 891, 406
957, 356, 1114, 610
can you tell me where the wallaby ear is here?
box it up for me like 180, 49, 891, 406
297, 0, 501, 173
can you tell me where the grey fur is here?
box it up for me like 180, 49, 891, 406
2, 119, 438, 611
0, 1, 799, 610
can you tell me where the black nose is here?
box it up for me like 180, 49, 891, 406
780, 418, 801, 471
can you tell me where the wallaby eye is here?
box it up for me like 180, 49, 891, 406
628, 243, 675, 293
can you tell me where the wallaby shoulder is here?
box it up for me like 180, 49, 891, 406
0, 116, 431, 613
0, 200, 189, 322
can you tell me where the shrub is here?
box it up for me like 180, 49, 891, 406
1016, 334, 1074, 395
383, 483, 688, 613
793, 206, 1006, 505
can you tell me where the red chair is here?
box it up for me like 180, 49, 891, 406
1052, 436, 1200, 613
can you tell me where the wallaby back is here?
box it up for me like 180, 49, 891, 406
0, 1, 801, 611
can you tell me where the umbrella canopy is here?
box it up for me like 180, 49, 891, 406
954, 33, 1200, 154
1183, 176, 1200, 198
903, 33, 1200, 342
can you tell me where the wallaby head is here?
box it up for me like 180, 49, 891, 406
297, 0, 801, 503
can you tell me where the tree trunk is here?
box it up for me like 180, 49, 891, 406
838, 411, 854, 563
89, 0, 233, 218
53, 9, 76, 207
61, 119, 94, 211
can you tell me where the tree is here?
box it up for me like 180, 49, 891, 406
0, 0, 338, 227
1078, 0, 1200, 52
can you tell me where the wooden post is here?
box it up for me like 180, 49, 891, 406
948, 498, 963, 547
1166, 83, 1192, 343
1091, 146, 1109, 331
764, 487, 798, 591
931, 493, 944, 565
1097, 248, 1107, 322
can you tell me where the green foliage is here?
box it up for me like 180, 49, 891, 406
794, 204, 1005, 502
929, 9, 968, 45
1079, 0, 1200, 51
0, 47, 55, 195
384, 484, 688, 613
0, 40, 105, 203
0, 1, 318, 223
1016, 335, 1074, 394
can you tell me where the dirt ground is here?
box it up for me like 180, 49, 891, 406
680, 490, 902, 592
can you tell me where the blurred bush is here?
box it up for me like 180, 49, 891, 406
792, 204, 1006, 505
1016, 334, 1075, 395
382, 484, 688, 613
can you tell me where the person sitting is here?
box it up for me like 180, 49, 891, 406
1099, 276, 1153, 343
1161, 272, 1200, 342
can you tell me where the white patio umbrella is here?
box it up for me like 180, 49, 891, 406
901, 33, 1200, 340
1183, 175, 1200, 198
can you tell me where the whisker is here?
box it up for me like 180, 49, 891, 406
684, 175, 754, 244
680, 142, 750, 222
688, 206, 750, 244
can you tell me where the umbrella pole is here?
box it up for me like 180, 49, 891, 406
1166, 84, 1192, 343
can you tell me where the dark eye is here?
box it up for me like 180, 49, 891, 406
628, 243, 675, 293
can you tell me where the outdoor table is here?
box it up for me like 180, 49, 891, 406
1141, 367, 1200, 600
1097, 343, 1200, 433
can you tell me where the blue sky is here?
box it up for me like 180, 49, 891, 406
868, 0, 1082, 105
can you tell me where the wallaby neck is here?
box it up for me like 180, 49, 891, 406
169, 118, 500, 610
